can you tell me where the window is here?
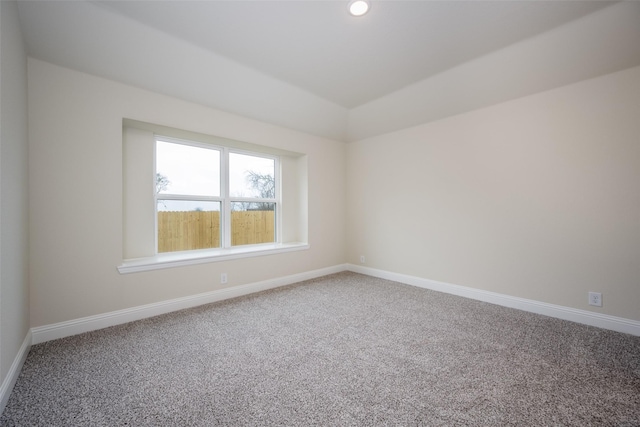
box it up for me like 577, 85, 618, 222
155, 137, 278, 253
120, 119, 308, 273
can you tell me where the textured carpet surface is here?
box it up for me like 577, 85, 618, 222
1, 272, 639, 426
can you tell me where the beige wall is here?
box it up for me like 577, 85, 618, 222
347, 66, 640, 321
28, 59, 346, 327
1, 0, 30, 383
25, 56, 640, 330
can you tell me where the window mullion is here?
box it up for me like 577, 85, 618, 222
275, 157, 281, 244
228, 197, 276, 203
222, 147, 231, 249
157, 194, 221, 202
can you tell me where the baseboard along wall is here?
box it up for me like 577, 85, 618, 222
0, 331, 31, 415
30, 264, 348, 345
29, 264, 640, 345
3, 263, 638, 414
348, 264, 640, 337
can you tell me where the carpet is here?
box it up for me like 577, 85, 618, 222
1, 272, 639, 426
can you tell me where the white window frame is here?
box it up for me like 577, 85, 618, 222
118, 120, 309, 274
154, 136, 281, 254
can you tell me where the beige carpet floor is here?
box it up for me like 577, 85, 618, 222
1, 272, 639, 426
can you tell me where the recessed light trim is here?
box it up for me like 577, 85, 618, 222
349, 0, 370, 17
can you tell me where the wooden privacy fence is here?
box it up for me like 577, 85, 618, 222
157, 210, 275, 253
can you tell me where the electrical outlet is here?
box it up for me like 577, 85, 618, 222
221, 273, 228, 284
360, 255, 366, 264
588, 292, 602, 307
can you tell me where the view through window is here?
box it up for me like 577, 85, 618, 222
155, 137, 278, 253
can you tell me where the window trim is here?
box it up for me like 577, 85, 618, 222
121, 119, 309, 273
117, 242, 310, 274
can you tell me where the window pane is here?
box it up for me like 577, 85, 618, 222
229, 153, 275, 199
157, 200, 221, 252
230, 202, 275, 246
156, 140, 220, 197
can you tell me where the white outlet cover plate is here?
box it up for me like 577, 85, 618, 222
588, 292, 602, 307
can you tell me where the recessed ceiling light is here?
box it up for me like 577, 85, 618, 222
349, 0, 370, 17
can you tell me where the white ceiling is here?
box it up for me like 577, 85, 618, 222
15, 1, 640, 141
91, 0, 612, 109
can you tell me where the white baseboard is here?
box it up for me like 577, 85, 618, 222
30, 262, 639, 346
0, 330, 31, 414
31, 264, 348, 344
348, 264, 640, 336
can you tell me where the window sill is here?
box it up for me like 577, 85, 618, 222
117, 242, 309, 274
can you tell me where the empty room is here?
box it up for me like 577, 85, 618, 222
1, 0, 639, 425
